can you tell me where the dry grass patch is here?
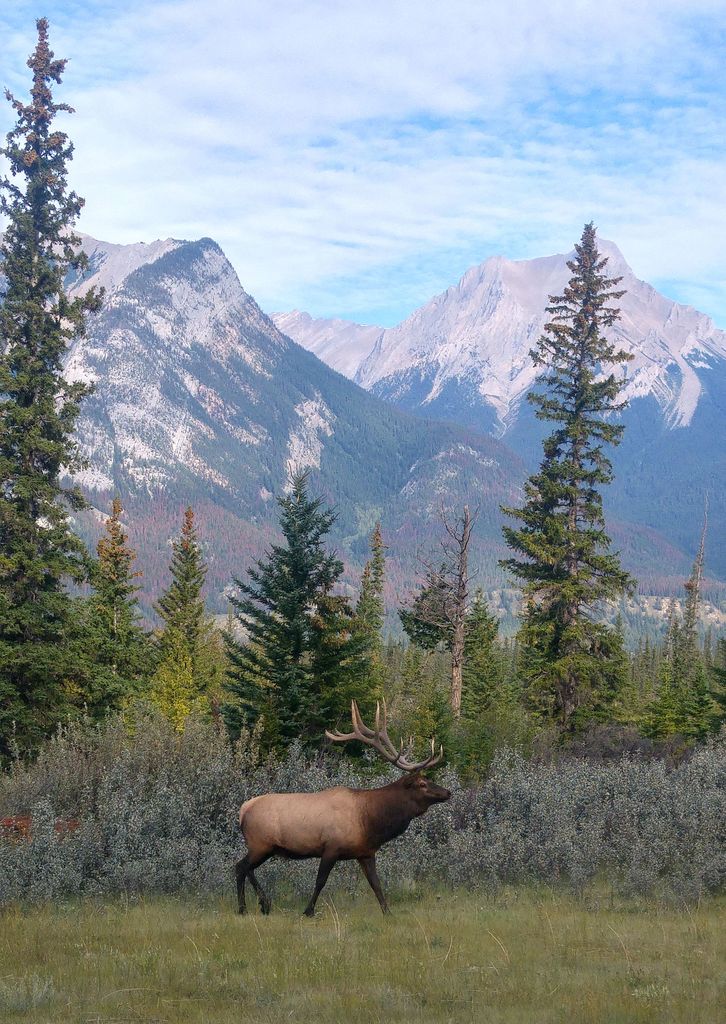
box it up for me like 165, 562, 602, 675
0, 890, 723, 1023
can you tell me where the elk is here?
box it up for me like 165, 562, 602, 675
235, 700, 450, 916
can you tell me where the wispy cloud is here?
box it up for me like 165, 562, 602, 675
2, 0, 725, 325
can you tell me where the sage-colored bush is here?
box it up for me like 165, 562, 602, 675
1, 714, 723, 904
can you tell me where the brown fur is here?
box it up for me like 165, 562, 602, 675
236, 773, 450, 916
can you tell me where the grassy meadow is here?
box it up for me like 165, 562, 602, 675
1, 889, 724, 1024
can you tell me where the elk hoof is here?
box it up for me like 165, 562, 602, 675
237, 906, 247, 915
260, 899, 271, 915
303, 907, 315, 917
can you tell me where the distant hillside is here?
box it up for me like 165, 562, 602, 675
62, 235, 525, 615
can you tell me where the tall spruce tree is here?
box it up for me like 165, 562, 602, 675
155, 507, 210, 673
461, 589, 500, 719
223, 471, 367, 746
0, 20, 101, 753
354, 522, 386, 691
83, 497, 149, 714
501, 223, 633, 730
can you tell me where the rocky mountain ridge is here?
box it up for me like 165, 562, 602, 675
59, 234, 526, 612
274, 241, 726, 435
274, 242, 726, 585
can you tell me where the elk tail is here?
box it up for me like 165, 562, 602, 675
238, 797, 257, 832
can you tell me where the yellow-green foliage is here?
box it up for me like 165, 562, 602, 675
146, 636, 205, 731
0, 891, 723, 1023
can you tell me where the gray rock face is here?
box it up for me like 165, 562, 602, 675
66, 235, 283, 499
275, 242, 726, 585
59, 234, 529, 610
274, 241, 726, 436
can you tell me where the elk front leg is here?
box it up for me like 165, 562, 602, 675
303, 856, 337, 917
358, 855, 389, 914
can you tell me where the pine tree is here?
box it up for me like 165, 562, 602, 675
674, 510, 714, 738
709, 638, 726, 733
155, 507, 211, 677
223, 472, 367, 746
146, 629, 201, 732
399, 506, 474, 717
355, 522, 386, 692
0, 20, 102, 754
461, 589, 500, 719
83, 498, 149, 714
648, 511, 715, 739
501, 223, 634, 730
394, 644, 453, 752
399, 565, 451, 650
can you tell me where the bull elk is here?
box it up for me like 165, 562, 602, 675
235, 700, 450, 916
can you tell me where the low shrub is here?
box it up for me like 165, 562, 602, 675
0, 713, 723, 904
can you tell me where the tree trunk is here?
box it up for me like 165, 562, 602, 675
450, 644, 464, 718
449, 505, 472, 719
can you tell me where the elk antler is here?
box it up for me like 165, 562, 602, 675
326, 699, 444, 773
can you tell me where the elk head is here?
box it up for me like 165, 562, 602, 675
326, 699, 450, 808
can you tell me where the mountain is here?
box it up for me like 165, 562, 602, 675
61, 235, 524, 613
273, 242, 726, 434
272, 242, 726, 585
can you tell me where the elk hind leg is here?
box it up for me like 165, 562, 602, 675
303, 856, 337, 917
358, 855, 389, 914
236, 852, 272, 914
247, 866, 272, 914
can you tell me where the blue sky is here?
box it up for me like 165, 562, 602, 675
1, 0, 725, 327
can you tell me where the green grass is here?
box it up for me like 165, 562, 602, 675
0, 889, 723, 1023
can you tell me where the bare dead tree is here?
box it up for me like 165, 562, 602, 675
401, 504, 478, 718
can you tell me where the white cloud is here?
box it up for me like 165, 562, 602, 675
1, 0, 725, 325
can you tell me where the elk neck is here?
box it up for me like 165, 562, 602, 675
360, 776, 426, 849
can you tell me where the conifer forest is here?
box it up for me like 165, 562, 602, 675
0, 18, 724, 1024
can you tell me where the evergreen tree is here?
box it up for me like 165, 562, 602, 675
83, 498, 149, 714
393, 644, 453, 752
0, 20, 102, 754
709, 638, 726, 732
354, 522, 386, 691
399, 505, 474, 717
501, 223, 634, 731
461, 589, 500, 719
146, 628, 202, 732
223, 472, 367, 746
155, 507, 211, 678
648, 513, 715, 739
399, 564, 451, 651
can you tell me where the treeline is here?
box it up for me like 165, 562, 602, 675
2, 468, 724, 769
0, 22, 724, 770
